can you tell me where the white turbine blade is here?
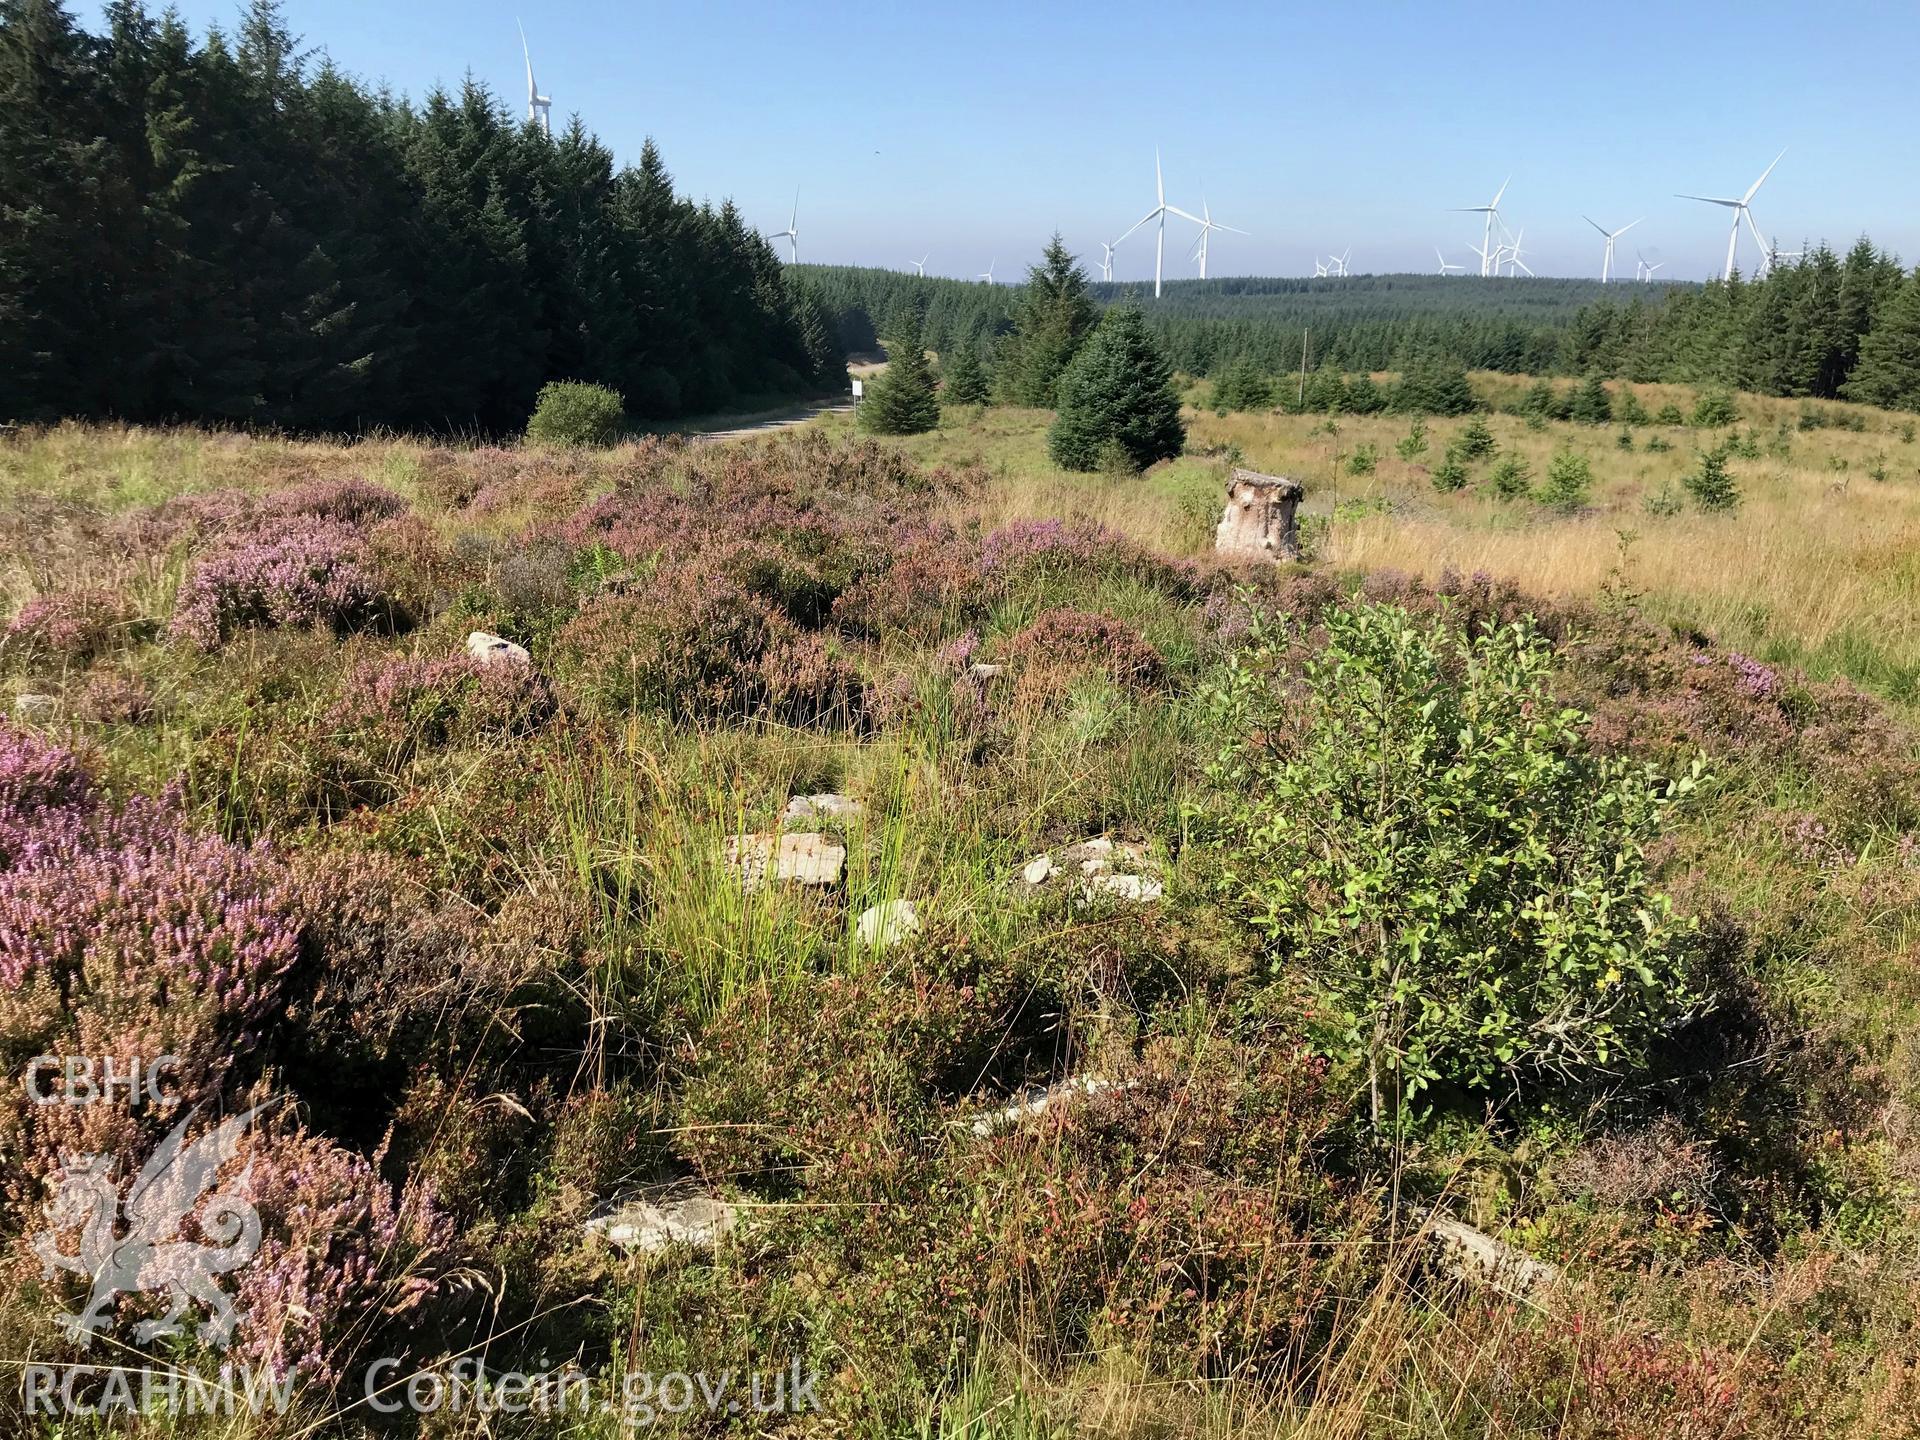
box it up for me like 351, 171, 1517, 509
1677, 193, 1742, 207
518, 19, 536, 97
1165, 205, 1204, 225
1215, 222, 1250, 236
1583, 215, 1610, 237
1743, 149, 1785, 203
1449, 205, 1495, 214
1155, 148, 1164, 206
1114, 209, 1159, 246
1614, 217, 1642, 239
1490, 176, 1510, 208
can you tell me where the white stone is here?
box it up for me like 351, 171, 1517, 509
855, 898, 921, 949
13, 693, 57, 722
1082, 873, 1164, 903
783, 792, 863, 825
1423, 1214, 1560, 1300
1021, 854, 1056, 886
466, 630, 531, 667
968, 662, 1005, 680
967, 1076, 1134, 1137
585, 1193, 737, 1256
724, 831, 847, 891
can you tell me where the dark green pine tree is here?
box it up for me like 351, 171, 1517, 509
1047, 303, 1184, 472
859, 303, 939, 435
939, 343, 990, 406
1843, 266, 1920, 411
1568, 372, 1613, 425
996, 233, 1097, 407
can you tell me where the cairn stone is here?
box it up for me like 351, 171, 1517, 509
585, 1192, 737, 1256
1019, 836, 1162, 905
466, 630, 531, 667
783, 792, 863, 826
1215, 468, 1304, 562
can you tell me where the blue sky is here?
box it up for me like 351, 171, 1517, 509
120, 0, 1920, 283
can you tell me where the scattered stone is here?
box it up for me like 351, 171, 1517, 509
855, 898, 920, 949
782, 792, 863, 826
1020, 854, 1057, 886
466, 630, 531, 667
1084, 873, 1164, 903
13, 694, 57, 722
1422, 1214, 1560, 1301
967, 1076, 1134, 1137
724, 831, 847, 891
967, 662, 1005, 681
1020, 836, 1162, 904
1215, 468, 1305, 562
585, 1192, 738, 1257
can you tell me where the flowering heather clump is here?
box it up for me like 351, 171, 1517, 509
328, 652, 554, 759
1004, 608, 1167, 700
72, 667, 156, 725
830, 524, 990, 644
229, 1121, 452, 1385
260, 475, 408, 527
0, 722, 93, 859
3, 588, 141, 668
169, 518, 390, 649
117, 487, 258, 553
555, 563, 862, 726
1727, 651, 1782, 702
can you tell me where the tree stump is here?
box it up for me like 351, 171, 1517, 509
1215, 468, 1304, 561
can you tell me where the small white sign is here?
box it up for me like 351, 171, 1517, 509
850, 378, 863, 399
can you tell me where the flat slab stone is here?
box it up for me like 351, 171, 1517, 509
783, 792, 863, 826
1423, 1214, 1560, 1300
585, 1193, 737, 1256
724, 831, 847, 891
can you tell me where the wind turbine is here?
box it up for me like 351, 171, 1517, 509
1435, 247, 1465, 275
1313, 257, 1329, 278
1452, 177, 1510, 277
1096, 242, 1116, 282
1185, 199, 1248, 280
1678, 150, 1785, 280
1330, 247, 1351, 278
1636, 250, 1665, 283
517, 20, 552, 136
1113, 149, 1202, 299
1584, 215, 1642, 284
1504, 229, 1534, 278
767, 189, 799, 263
911, 255, 928, 276
977, 259, 996, 283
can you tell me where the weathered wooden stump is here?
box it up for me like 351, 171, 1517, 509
1215, 468, 1304, 562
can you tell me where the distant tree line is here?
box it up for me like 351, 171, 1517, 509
1564, 241, 1920, 410
0, 0, 844, 433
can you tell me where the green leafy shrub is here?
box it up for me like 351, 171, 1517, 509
1643, 481, 1684, 516
1685, 445, 1741, 511
1347, 442, 1379, 476
1655, 402, 1686, 426
1646, 433, 1672, 453
1690, 390, 1739, 428
861, 310, 941, 435
1395, 418, 1429, 461
525, 380, 626, 447
1390, 358, 1476, 416
1202, 600, 1705, 1127
1211, 358, 1275, 413
1569, 373, 1613, 425
1616, 390, 1650, 425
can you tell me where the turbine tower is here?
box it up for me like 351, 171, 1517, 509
1185, 199, 1248, 280
1584, 215, 1642, 284
1452, 178, 1510, 277
767, 190, 799, 263
1678, 150, 1785, 281
1113, 149, 1201, 299
517, 20, 551, 136
1504, 229, 1534, 278
911, 255, 928, 276
1435, 247, 1465, 275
